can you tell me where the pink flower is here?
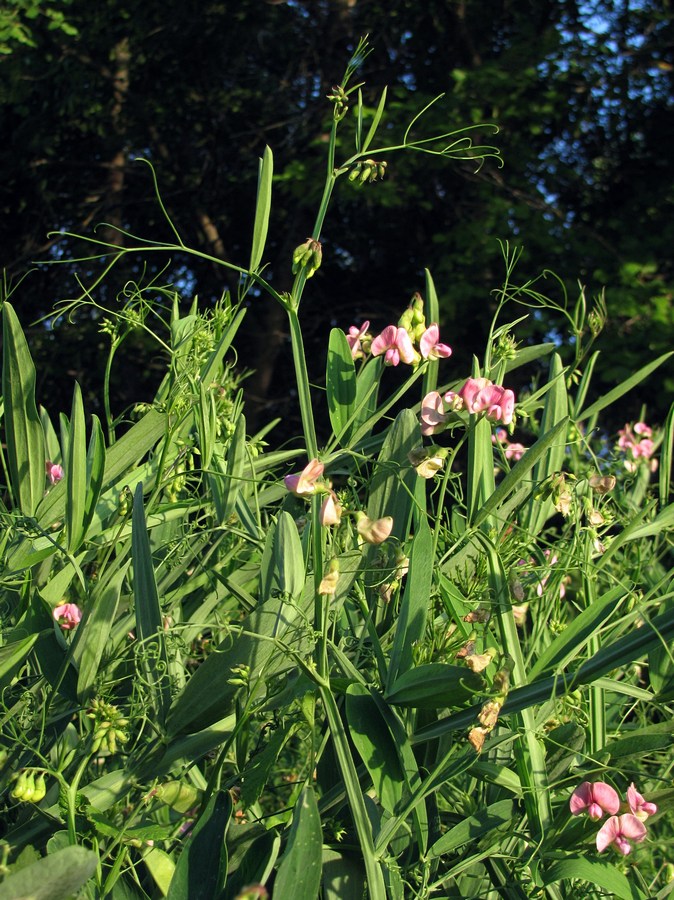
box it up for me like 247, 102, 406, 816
53, 603, 82, 630
618, 423, 655, 460
569, 781, 620, 820
355, 512, 393, 544
46, 461, 64, 485
459, 378, 515, 425
345, 320, 370, 359
319, 492, 342, 526
627, 783, 657, 821
371, 325, 417, 366
419, 324, 452, 360
284, 458, 325, 496
596, 814, 647, 855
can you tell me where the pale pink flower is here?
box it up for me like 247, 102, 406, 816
504, 442, 526, 461
370, 325, 417, 366
459, 377, 493, 412
618, 424, 655, 460
284, 459, 324, 496
419, 324, 452, 360
355, 513, 393, 544
345, 320, 370, 359
319, 492, 342, 526
633, 422, 652, 437
46, 461, 64, 485
420, 391, 449, 436
569, 781, 620, 821
596, 814, 647, 855
53, 603, 82, 630
627, 783, 657, 821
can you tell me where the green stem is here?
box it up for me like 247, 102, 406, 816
67, 751, 93, 844
286, 308, 318, 458
319, 684, 386, 900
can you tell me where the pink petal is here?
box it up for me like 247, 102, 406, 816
617, 813, 647, 842
596, 816, 620, 852
569, 782, 593, 815
591, 782, 620, 815
419, 324, 440, 358
395, 327, 417, 365
371, 325, 397, 357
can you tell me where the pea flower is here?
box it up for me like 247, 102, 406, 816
627, 783, 657, 821
459, 378, 515, 426
370, 325, 417, 367
46, 461, 64, 485
284, 458, 324, 496
569, 781, 620, 820
420, 390, 463, 436
596, 814, 647, 855
419, 324, 452, 360
345, 320, 371, 360
355, 512, 393, 544
53, 603, 82, 630
319, 491, 343, 526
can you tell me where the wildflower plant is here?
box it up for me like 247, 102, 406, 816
0, 35, 673, 900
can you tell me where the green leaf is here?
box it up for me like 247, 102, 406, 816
524, 353, 568, 534
222, 830, 280, 900
0, 845, 98, 900
132, 482, 170, 724
322, 849, 366, 900
346, 356, 384, 447
386, 516, 433, 688
167, 589, 313, 735
2, 301, 46, 516
366, 408, 418, 542
240, 721, 300, 808
65, 382, 86, 552
421, 269, 440, 398
576, 350, 673, 423
542, 858, 645, 900
428, 799, 515, 857
346, 685, 405, 814
0, 632, 40, 685
326, 328, 357, 443
361, 86, 387, 154
82, 414, 106, 540
273, 785, 323, 900
249, 145, 273, 271
275, 510, 306, 602
386, 663, 484, 709
466, 408, 495, 526
166, 790, 232, 900
529, 584, 626, 680
143, 847, 176, 897
472, 418, 568, 530
76, 560, 130, 700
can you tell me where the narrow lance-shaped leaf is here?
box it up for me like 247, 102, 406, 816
326, 328, 356, 443
249, 145, 273, 271
66, 382, 87, 553
2, 302, 46, 515
361, 85, 388, 154
132, 482, 171, 725
273, 785, 323, 900
421, 268, 440, 398
81, 414, 106, 542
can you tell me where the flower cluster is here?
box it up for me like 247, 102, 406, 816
570, 781, 657, 855
617, 422, 657, 472
345, 293, 451, 367
421, 377, 516, 436
283, 458, 393, 544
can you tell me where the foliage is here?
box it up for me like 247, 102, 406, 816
1, 0, 673, 432
1, 38, 673, 900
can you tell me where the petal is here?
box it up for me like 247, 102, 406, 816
569, 782, 593, 815
371, 325, 397, 356
395, 327, 417, 365
419, 324, 440, 358
592, 782, 620, 815
617, 813, 647, 842
596, 816, 620, 852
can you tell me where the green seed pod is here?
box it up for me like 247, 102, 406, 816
377, 161, 387, 179
348, 163, 362, 182
155, 780, 201, 814
21, 772, 36, 802
31, 773, 47, 803
11, 770, 29, 800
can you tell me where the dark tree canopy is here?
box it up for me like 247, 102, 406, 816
1, 0, 673, 434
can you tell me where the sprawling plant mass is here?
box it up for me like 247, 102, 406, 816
0, 40, 672, 900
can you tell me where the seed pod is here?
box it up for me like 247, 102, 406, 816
11, 770, 29, 800
155, 780, 201, 814
31, 773, 47, 803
